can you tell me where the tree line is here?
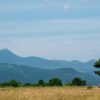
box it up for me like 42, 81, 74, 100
0, 77, 86, 87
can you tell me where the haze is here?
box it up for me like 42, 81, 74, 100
0, 0, 100, 61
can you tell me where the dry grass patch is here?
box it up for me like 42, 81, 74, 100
0, 87, 100, 100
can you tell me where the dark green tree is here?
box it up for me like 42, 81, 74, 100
48, 78, 62, 86
0, 82, 9, 87
38, 80, 45, 87
94, 59, 100, 75
71, 78, 86, 86
9, 80, 21, 87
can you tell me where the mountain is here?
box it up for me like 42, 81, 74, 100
0, 49, 99, 85
0, 49, 96, 74
0, 63, 99, 85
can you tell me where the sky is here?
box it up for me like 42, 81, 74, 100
0, 0, 100, 61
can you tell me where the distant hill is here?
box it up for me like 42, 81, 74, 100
0, 63, 99, 85
0, 49, 96, 74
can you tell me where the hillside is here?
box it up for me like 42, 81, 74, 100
0, 49, 99, 85
0, 49, 96, 74
0, 63, 100, 85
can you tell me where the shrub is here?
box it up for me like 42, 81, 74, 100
71, 77, 87, 86
8, 80, 22, 87
38, 80, 45, 87
48, 78, 62, 86
87, 86, 93, 89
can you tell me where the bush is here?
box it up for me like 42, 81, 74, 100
38, 80, 45, 87
71, 78, 87, 86
48, 78, 62, 86
98, 85, 100, 88
8, 80, 22, 87
87, 86, 93, 89
0, 82, 10, 87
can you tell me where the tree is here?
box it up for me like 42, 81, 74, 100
71, 77, 86, 86
94, 59, 100, 75
38, 80, 45, 87
48, 78, 62, 86
0, 82, 9, 87
8, 80, 21, 87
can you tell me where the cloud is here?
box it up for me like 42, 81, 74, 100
0, 18, 100, 39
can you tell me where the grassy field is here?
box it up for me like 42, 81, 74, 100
0, 87, 100, 100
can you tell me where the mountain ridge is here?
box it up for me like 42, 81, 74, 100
0, 63, 99, 85
0, 48, 96, 62
0, 49, 99, 85
0, 49, 96, 73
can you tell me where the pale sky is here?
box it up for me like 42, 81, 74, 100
0, 0, 100, 61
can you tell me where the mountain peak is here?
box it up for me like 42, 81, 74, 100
0, 48, 19, 59
0, 48, 13, 54
0, 48, 11, 52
